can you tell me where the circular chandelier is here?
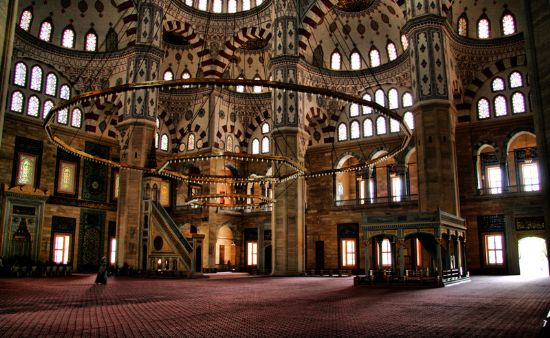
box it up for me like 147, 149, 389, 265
43, 77, 412, 208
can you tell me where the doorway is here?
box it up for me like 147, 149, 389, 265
518, 237, 549, 277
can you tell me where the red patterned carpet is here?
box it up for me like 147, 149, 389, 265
0, 274, 549, 337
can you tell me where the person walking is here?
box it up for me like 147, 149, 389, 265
95, 256, 108, 285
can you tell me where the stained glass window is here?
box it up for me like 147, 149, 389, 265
252, 138, 260, 154
62, 27, 75, 48
262, 123, 270, 134
376, 116, 387, 135
45, 73, 57, 96
502, 13, 516, 36
57, 108, 68, 124
188, 134, 195, 150
19, 9, 32, 31
17, 153, 36, 186
226, 135, 233, 152
60, 84, 70, 100
163, 70, 174, 81
58, 161, 76, 194
401, 34, 408, 50
350, 121, 360, 139
388, 88, 399, 109
39, 21, 53, 42
512, 92, 526, 114
331, 51, 341, 70
477, 98, 490, 119
369, 48, 381, 67
350, 52, 361, 70
402, 92, 413, 107
71, 108, 82, 128
261, 136, 270, 153
228, 0, 237, 13
375, 89, 385, 107
494, 95, 508, 117
14, 62, 27, 87
404, 112, 414, 130
43, 100, 54, 119
213, 0, 222, 12
85, 32, 97, 51
390, 118, 400, 133
491, 77, 505, 92
10, 91, 24, 113
387, 42, 397, 61
478, 17, 490, 39
509, 72, 523, 88
362, 93, 372, 115
458, 15, 468, 37
363, 119, 373, 137
30, 66, 43, 91
27, 96, 40, 117
243, 0, 251, 11
350, 103, 360, 117
160, 134, 169, 151
338, 123, 348, 141
182, 71, 191, 88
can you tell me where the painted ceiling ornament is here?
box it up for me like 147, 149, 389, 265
335, 0, 375, 12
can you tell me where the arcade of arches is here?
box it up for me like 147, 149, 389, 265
0, 0, 549, 284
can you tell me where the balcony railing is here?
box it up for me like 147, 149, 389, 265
335, 194, 419, 207
477, 184, 541, 196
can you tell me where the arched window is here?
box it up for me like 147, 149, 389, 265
185, 0, 193, 5
59, 84, 70, 100
39, 20, 53, 42
477, 98, 491, 119
228, 0, 237, 13
477, 16, 490, 39
363, 119, 373, 137
57, 108, 68, 124
19, 9, 33, 31
61, 27, 75, 48
45, 73, 57, 96
369, 48, 381, 67
494, 95, 508, 117
350, 51, 361, 70
10, 91, 24, 113
182, 70, 191, 88
375, 89, 385, 107
213, 0, 222, 12
350, 121, 360, 139
187, 134, 195, 150
512, 92, 526, 114
236, 75, 244, 92
401, 34, 408, 50
404, 112, 414, 130
163, 70, 174, 81
338, 123, 348, 141
390, 118, 400, 133
160, 134, 169, 151
386, 42, 397, 61
198, 0, 207, 11
388, 88, 399, 109
243, 0, 251, 11
252, 138, 260, 154
262, 123, 270, 134
331, 51, 341, 70
509, 71, 523, 88
458, 14, 468, 37
253, 75, 262, 93
261, 136, 270, 153
13, 62, 27, 87
105, 28, 118, 52
226, 135, 233, 152
376, 116, 387, 135
491, 77, 505, 92
350, 103, 360, 117
85, 31, 98, 51
71, 108, 82, 128
402, 92, 413, 107
156, 117, 160, 129
381, 239, 392, 266
502, 12, 516, 36
362, 93, 372, 115
27, 96, 40, 117
30, 66, 43, 91
43, 100, 54, 119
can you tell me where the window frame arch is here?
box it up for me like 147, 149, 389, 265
163, 69, 174, 81
386, 41, 397, 62
10, 91, 24, 113
388, 88, 399, 109
85, 29, 98, 51
39, 19, 53, 42
369, 47, 381, 67
350, 51, 361, 70
13, 62, 27, 87
491, 77, 505, 92
494, 95, 508, 117
261, 122, 270, 134
43, 100, 54, 119
27, 95, 40, 117
187, 133, 196, 151
338, 123, 348, 141
362, 93, 373, 115
70, 108, 82, 128
403, 111, 415, 130
331, 50, 342, 70
29, 65, 43, 92
458, 13, 468, 37
160, 134, 169, 151
19, 8, 33, 31
350, 120, 360, 140
511, 92, 526, 114
59, 84, 71, 100
376, 116, 387, 135
251, 138, 260, 154
363, 118, 373, 137
261, 136, 270, 153
61, 25, 76, 49
501, 11, 516, 36
402, 92, 413, 108
477, 14, 491, 39
509, 71, 523, 89
45, 73, 58, 96
477, 97, 491, 120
